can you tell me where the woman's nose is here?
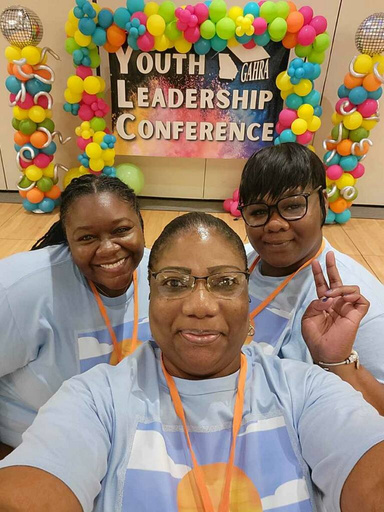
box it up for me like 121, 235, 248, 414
96, 238, 120, 255
264, 208, 290, 232
181, 280, 220, 318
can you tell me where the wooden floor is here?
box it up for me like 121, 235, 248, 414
0, 203, 383, 283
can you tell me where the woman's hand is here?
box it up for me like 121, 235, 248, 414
301, 251, 370, 364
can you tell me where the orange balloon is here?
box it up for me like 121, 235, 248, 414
354, 141, 370, 156
286, 11, 304, 33
345, 201, 352, 208
337, 139, 353, 156
30, 131, 49, 149
45, 185, 61, 200
103, 41, 120, 53
282, 32, 298, 49
330, 197, 347, 213
362, 73, 381, 92
26, 187, 44, 204
287, 1, 297, 13
33, 68, 51, 80
107, 24, 126, 47
14, 131, 30, 146
13, 63, 33, 81
343, 73, 363, 89
18, 189, 28, 198
7, 62, 14, 75
325, 140, 337, 151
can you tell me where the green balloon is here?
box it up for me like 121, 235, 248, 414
331, 125, 349, 141
19, 119, 37, 136
158, 1, 176, 23
268, 17, 287, 41
89, 49, 101, 68
308, 50, 325, 64
216, 17, 235, 40
38, 119, 55, 132
165, 20, 181, 41
349, 127, 369, 142
260, 1, 278, 23
209, 0, 227, 23
275, 0, 290, 19
90, 117, 106, 132
65, 37, 80, 55
313, 32, 330, 52
295, 44, 312, 58
36, 177, 53, 192
116, 163, 145, 195
12, 118, 20, 130
200, 20, 216, 40
19, 176, 32, 189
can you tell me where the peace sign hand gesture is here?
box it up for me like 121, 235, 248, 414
301, 251, 370, 364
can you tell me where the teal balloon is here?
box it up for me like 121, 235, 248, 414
236, 34, 252, 44
194, 37, 211, 55
127, 0, 145, 14
253, 32, 270, 46
211, 35, 227, 52
116, 163, 145, 194
243, 2, 259, 17
286, 93, 303, 110
325, 210, 336, 224
335, 209, 351, 224
114, 7, 131, 28
339, 155, 358, 171
280, 129, 296, 143
23, 199, 37, 211
323, 151, 340, 166
304, 90, 320, 107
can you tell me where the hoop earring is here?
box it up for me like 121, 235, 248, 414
248, 324, 255, 337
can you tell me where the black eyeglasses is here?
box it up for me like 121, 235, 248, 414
149, 270, 249, 300
238, 186, 323, 228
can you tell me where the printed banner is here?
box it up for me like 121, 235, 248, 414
110, 43, 289, 159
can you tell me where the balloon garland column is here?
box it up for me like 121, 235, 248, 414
322, 13, 384, 225
1, 6, 69, 213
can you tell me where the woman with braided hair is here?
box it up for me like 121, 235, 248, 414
0, 174, 150, 457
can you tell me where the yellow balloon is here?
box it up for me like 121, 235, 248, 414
276, 71, 292, 91
280, 89, 292, 100
86, 142, 102, 159
155, 34, 170, 51
293, 79, 313, 97
144, 1, 160, 16
361, 119, 377, 130
74, 30, 92, 47
228, 6, 243, 21
68, 8, 78, 23
102, 148, 115, 161
13, 106, 29, 120
45, 109, 53, 119
307, 115, 321, 132
98, 77, 106, 93
91, 2, 101, 14
25, 165, 43, 181
331, 112, 343, 125
372, 54, 384, 75
64, 167, 82, 189
291, 118, 308, 135
89, 158, 105, 172
93, 131, 106, 144
326, 176, 334, 187
67, 75, 84, 94
335, 173, 354, 190
147, 14, 166, 36
227, 36, 239, 47
343, 111, 363, 130
84, 76, 101, 94
298, 104, 314, 121
174, 38, 192, 53
64, 88, 82, 104
308, 145, 316, 153
5, 46, 21, 62
42, 164, 55, 178
28, 106, 46, 123
353, 54, 373, 75
21, 46, 41, 65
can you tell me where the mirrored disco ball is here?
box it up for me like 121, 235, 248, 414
0, 5, 43, 48
355, 12, 384, 56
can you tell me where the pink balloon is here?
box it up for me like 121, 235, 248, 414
279, 108, 298, 128
223, 198, 232, 212
244, 39, 256, 49
232, 188, 239, 201
296, 130, 313, 144
137, 32, 154, 51
78, 104, 94, 121
230, 200, 241, 217
36, 95, 49, 109
82, 93, 97, 105
19, 158, 30, 169
326, 164, 343, 180
297, 25, 316, 46
34, 153, 52, 168
298, 6, 313, 25
336, 97, 354, 114
76, 65, 92, 80
357, 99, 378, 118
77, 136, 92, 150
194, 3, 209, 23
349, 163, 365, 179
309, 15, 327, 35
184, 26, 200, 43
253, 17, 267, 35
11, 92, 34, 109
131, 11, 147, 24
258, 1, 266, 5
275, 122, 283, 134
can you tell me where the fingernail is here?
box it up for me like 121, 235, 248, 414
325, 290, 333, 296
322, 297, 328, 302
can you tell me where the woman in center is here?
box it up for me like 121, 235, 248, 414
1, 212, 384, 511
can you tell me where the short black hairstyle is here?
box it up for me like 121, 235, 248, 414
31, 174, 143, 250
239, 142, 326, 223
149, 212, 247, 270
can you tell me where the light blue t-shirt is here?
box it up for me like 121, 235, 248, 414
0, 244, 151, 447
2, 342, 384, 512
246, 238, 384, 382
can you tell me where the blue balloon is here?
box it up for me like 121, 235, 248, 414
114, 7, 131, 28
5, 75, 21, 94
54, 198, 62, 207
23, 199, 38, 211
22, 143, 39, 160
26, 78, 51, 96
339, 155, 358, 171
211, 35, 227, 52
73, 6, 83, 19
253, 32, 270, 46
83, 3, 96, 17
38, 198, 56, 213
338, 84, 350, 99
194, 37, 211, 55
274, 136, 281, 145
128, 34, 139, 50
280, 129, 297, 143
290, 76, 301, 85
302, 62, 314, 79
325, 210, 336, 224
314, 105, 323, 117
323, 151, 340, 166
291, 58, 303, 69
304, 89, 320, 107
103, 166, 116, 176
286, 93, 303, 110
243, 1, 260, 17
348, 86, 368, 105
79, 17, 96, 35
335, 209, 351, 224
294, 68, 305, 79
126, 0, 144, 13
92, 27, 107, 46
368, 87, 382, 100
312, 63, 321, 80
41, 142, 57, 155
235, 34, 252, 44
98, 8, 114, 28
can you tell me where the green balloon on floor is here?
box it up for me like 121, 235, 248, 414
115, 163, 145, 194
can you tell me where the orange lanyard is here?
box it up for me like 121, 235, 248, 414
88, 271, 139, 363
249, 240, 325, 320
161, 353, 247, 512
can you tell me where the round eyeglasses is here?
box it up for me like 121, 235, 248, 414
149, 270, 249, 300
238, 186, 323, 228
